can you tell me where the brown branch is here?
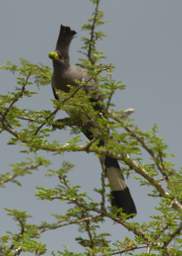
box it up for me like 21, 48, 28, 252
105, 212, 150, 243
111, 245, 148, 255
16, 115, 37, 123
122, 154, 167, 197
38, 215, 101, 234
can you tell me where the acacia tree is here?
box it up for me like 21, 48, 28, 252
0, 0, 181, 255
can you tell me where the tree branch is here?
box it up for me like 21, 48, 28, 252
1, 120, 182, 212
88, 0, 100, 64
124, 126, 169, 181
162, 221, 182, 248
111, 245, 148, 255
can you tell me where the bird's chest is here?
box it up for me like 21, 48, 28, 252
52, 72, 77, 92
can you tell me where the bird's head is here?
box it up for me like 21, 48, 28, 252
49, 25, 76, 66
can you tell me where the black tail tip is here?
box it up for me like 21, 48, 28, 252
111, 188, 137, 217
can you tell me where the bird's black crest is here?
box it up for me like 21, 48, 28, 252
60, 24, 77, 37
56, 24, 76, 51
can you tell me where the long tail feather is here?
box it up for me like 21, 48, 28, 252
103, 157, 137, 215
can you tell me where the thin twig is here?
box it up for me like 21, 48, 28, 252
124, 126, 169, 181
0, 163, 41, 186
99, 157, 107, 213
6, 217, 26, 256
88, 0, 100, 64
111, 245, 148, 255
162, 221, 182, 248
85, 219, 95, 249
0, 113, 19, 138
0, 72, 31, 138
109, 111, 169, 181
106, 88, 115, 112
34, 108, 59, 135
2, 71, 31, 120
39, 215, 102, 233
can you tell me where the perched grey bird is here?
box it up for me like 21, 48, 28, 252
49, 25, 137, 216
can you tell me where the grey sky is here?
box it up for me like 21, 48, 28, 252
0, 0, 182, 254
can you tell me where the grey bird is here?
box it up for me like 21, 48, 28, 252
49, 24, 137, 216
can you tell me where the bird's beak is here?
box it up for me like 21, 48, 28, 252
48, 51, 60, 60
